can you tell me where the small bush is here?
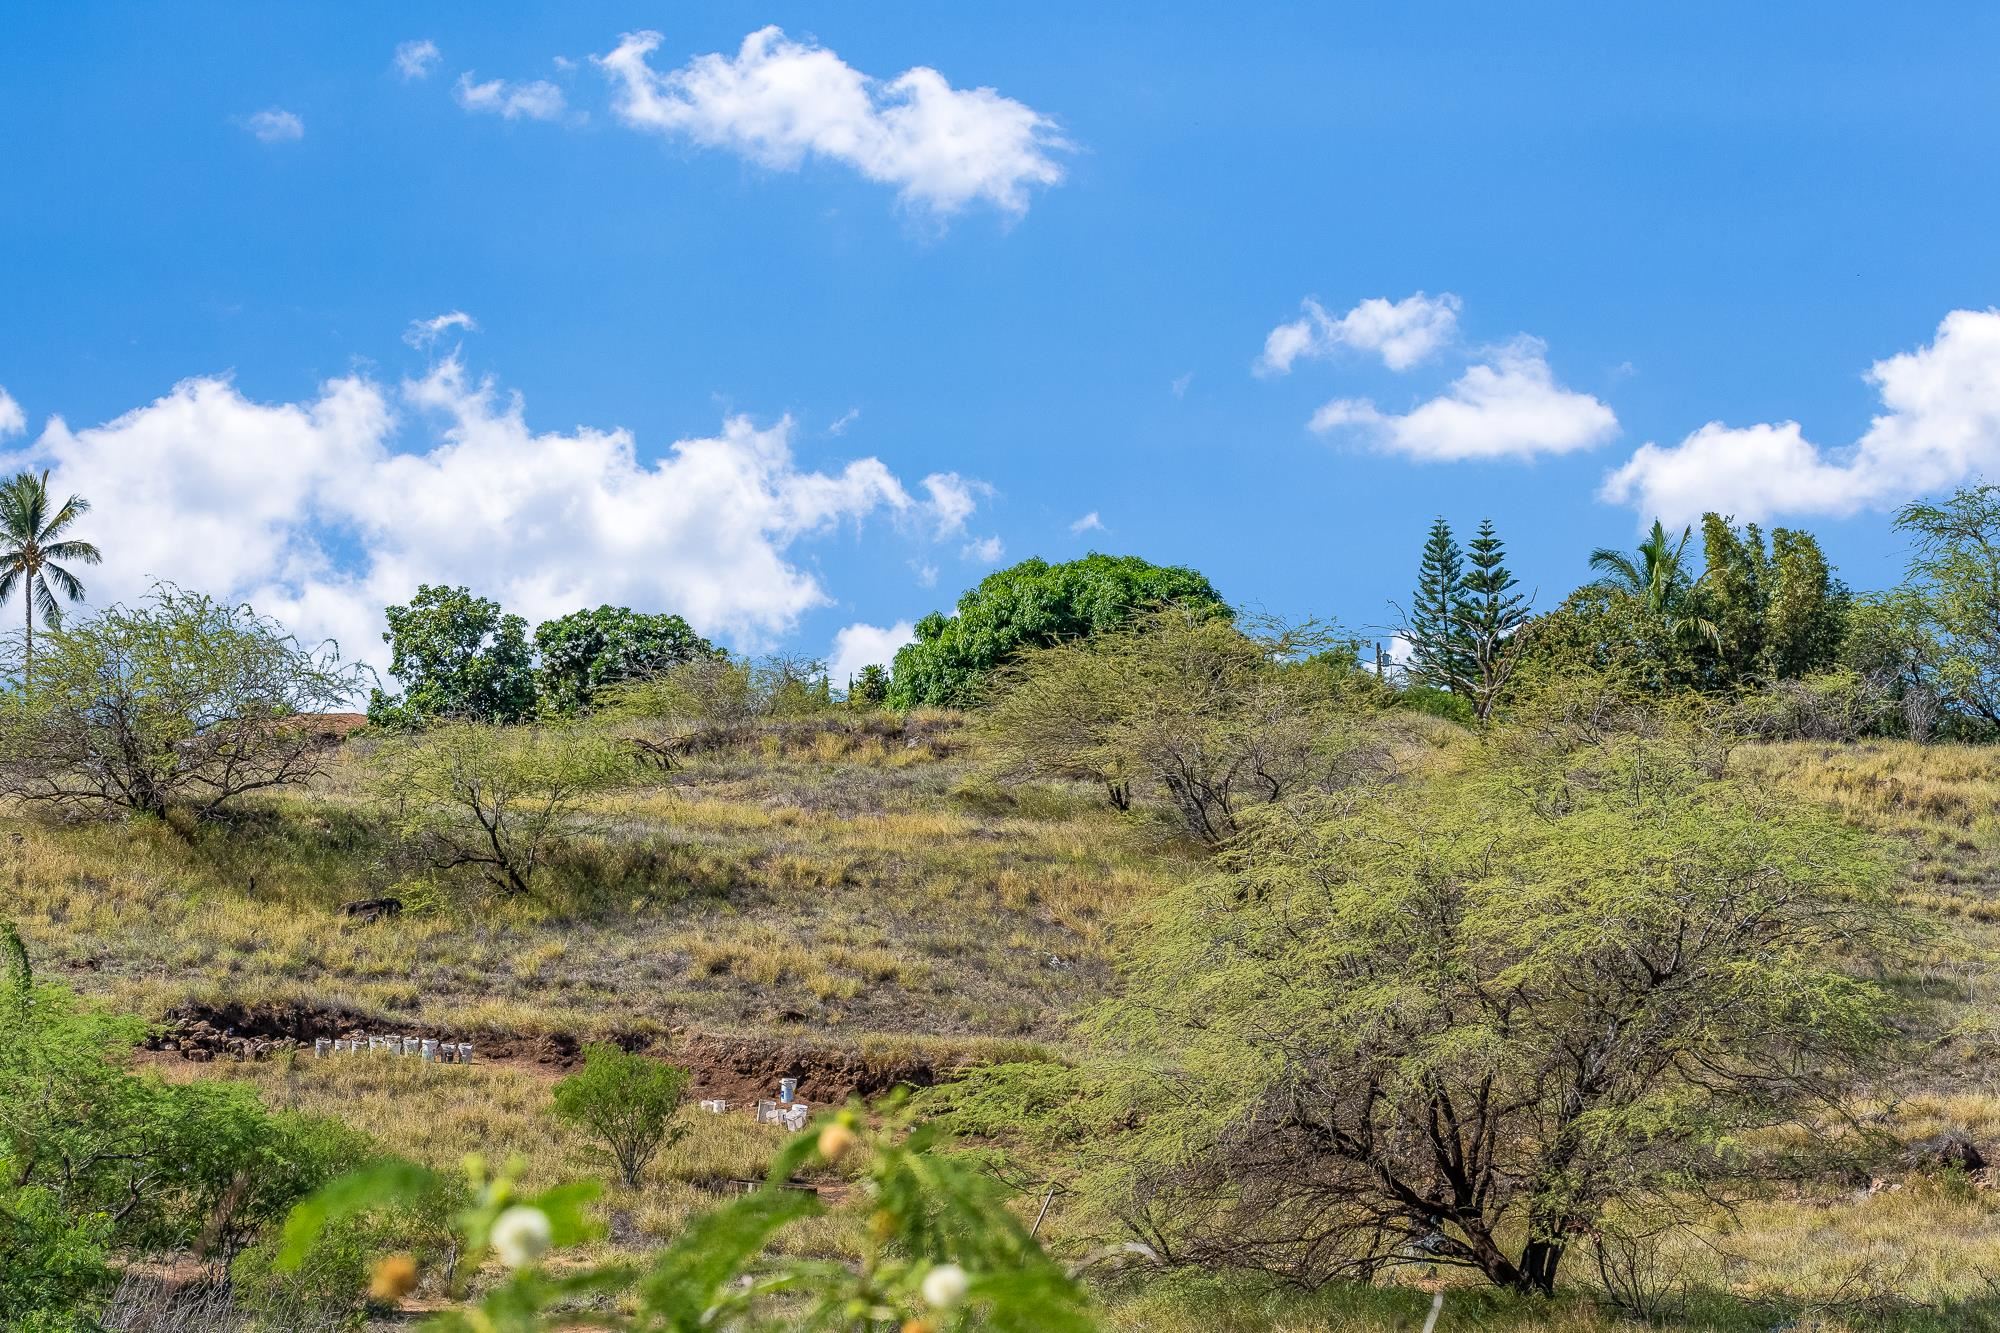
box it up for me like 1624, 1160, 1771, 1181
551, 1045, 690, 1188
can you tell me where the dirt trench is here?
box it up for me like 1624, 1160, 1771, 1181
147, 999, 950, 1105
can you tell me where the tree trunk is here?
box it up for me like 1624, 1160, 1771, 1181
22, 587, 30, 690
1515, 1237, 1564, 1296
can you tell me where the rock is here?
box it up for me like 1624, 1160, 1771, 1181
1903, 1131, 1986, 1173
341, 896, 404, 924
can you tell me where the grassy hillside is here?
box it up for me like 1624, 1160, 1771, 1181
9, 713, 1187, 1054
23, 718, 2000, 1330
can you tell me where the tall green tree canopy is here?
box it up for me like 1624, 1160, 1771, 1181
532, 605, 719, 715
1404, 517, 1471, 695
0, 468, 100, 681
368, 585, 536, 727
888, 553, 1226, 708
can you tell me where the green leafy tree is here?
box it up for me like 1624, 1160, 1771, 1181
1764, 525, 1846, 678
888, 554, 1227, 709
1403, 518, 1471, 695
1699, 513, 1769, 679
1700, 515, 1845, 684
950, 702, 1909, 1296
532, 606, 719, 716
1455, 519, 1531, 721
552, 1046, 691, 1188
369, 585, 536, 728
0, 970, 365, 1329
373, 722, 628, 898
1883, 485, 2000, 730
847, 662, 891, 709
0, 586, 372, 818
0, 469, 100, 685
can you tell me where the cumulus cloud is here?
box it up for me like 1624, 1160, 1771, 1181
1258, 292, 1461, 375
7, 356, 968, 676
596, 27, 1068, 217
404, 311, 479, 350
1602, 309, 2000, 524
829, 620, 915, 684
1310, 337, 1617, 462
243, 108, 304, 143
921, 472, 988, 536
962, 535, 1004, 563
395, 39, 441, 80
455, 72, 567, 121
1069, 511, 1103, 534
0, 388, 23, 439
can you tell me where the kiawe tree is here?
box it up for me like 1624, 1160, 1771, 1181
0, 586, 372, 819
368, 585, 536, 727
953, 697, 1910, 1296
0, 469, 100, 683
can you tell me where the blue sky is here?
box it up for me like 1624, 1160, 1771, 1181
5, 4, 2000, 680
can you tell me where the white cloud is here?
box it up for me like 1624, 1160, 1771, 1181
1170, 372, 1193, 398
921, 472, 988, 536
404, 311, 479, 350
596, 27, 1068, 217
243, 108, 304, 143
8, 356, 948, 676
1069, 511, 1103, 534
0, 388, 23, 439
455, 72, 567, 121
1258, 292, 1461, 375
395, 39, 441, 81
962, 535, 1004, 563
829, 620, 915, 684
1310, 337, 1617, 462
1602, 309, 2000, 524
828, 408, 861, 436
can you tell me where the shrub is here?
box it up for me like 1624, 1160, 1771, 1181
373, 722, 628, 898
551, 1045, 691, 1188
0, 585, 371, 819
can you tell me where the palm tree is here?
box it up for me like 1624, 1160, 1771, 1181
1587, 519, 1718, 648
0, 470, 101, 682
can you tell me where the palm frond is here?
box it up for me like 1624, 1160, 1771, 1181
32, 576, 62, 629
40, 540, 101, 566
0, 565, 23, 606
1586, 549, 1643, 590
41, 562, 86, 603
39, 493, 92, 541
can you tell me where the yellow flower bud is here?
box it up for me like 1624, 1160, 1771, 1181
818, 1121, 859, 1160
368, 1253, 419, 1301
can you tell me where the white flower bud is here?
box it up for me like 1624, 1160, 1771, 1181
921, 1262, 969, 1310
490, 1205, 553, 1268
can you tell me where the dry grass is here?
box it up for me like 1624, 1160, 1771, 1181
6, 713, 1195, 1043
39, 725, 2000, 1329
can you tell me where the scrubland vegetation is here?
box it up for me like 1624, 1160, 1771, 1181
22, 489, 2000, 1329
